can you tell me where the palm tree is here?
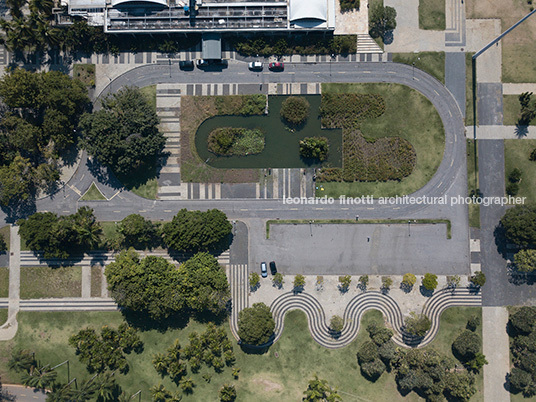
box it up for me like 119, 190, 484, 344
8, 349, 36, 373
21, 365, 58, 390
152, 354, 168, 376
150, 383, 172, 402
94, 372, 119, 402
179, 378, 195, 394
219, 384, 236, 402
46, 382, 75, 402
70, 378, 97, 401
29, 0, 53, 16
5, 0, 27, 18
33, 14, 62, 50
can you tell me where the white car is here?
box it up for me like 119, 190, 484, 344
248, 61, 263, 71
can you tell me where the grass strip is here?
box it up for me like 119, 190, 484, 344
80, 182, 107, 201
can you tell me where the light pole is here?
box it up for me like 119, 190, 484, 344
471, 8, 536, 193
408, 220, 411, 237
309, 220, 313, 236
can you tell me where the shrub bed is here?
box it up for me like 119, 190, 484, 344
317, 93, 416, 182
232, 34, 357, 56
340, 0, 360, 12
208, 128, 265, 156
280, 96, 310, 126
299, 137, 329, 161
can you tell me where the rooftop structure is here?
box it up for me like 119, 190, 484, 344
59, 0, 336, 33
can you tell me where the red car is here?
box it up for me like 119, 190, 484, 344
268, 62, 284, 71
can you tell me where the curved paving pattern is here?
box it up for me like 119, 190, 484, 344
233, 287, 482, 349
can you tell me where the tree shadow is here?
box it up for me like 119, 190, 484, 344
493, 223, 510, 259
1, 198, 37, 223
86, 157, 124, 190
121, 308, 190, 332
383, 30, 394, 45
507, 265, 536, 286
515, 123, 529, 138
419, 285, 434, 298
399, 283, 413, 294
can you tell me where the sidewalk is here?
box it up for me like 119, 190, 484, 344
482, 307, 510, 402
0, 225, 20, 341
465, 125, 536, 139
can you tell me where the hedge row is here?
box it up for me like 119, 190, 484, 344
214, 94, 266, 116
232, 34, 357, 56
320, 93, 385, 128
208, 128, 265, 156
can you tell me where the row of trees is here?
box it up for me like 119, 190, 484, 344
508, 306, 536, 396
105, 250, 230, 321
501, 205, 536, 273
0, 68, 90, 206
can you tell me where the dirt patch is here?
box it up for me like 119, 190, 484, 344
251, 376, 284, 392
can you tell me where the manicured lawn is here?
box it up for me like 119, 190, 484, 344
0, 267, 8, 298
90, 266, 102, 297
20, 266, 82, 299
504, 139, 536, 203
80, 182, 107, 201
419, 0, 445, 30
72, 64, 95, 88
467, 139, 480, 228
139, 85, 157, 112
503, 95, 536, 126
0, 309, 6, 326
392, 52, 445, 83
319, 83, 444, 198
0, 307, 483, 401
125, 177, 158, 199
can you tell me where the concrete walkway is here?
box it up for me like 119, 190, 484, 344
503, 83, 536, 95
466, 125, 536, 139
0, 225, 20, 340
482, 307, 510, 402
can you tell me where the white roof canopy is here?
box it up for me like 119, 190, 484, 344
111, 0, 167, 7
289, 0, 327, 22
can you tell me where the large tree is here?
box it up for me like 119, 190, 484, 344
17, 207, 102, 259
500, 205, 536, 248
105, 250, 185, 321
179, 252, 230, 315
237, 303, 275, 346
117, 213, 159, 250
514, 249, 536, 272
303, 375, 342, 402
163, 209, 232, 252
369, 4, 397, 42
80, 86, 165, 176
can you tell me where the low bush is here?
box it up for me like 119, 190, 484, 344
509, 168, 522, 183
404, 313, 431, 337
214, 94, 266, 116
340, 0, 359, 11
299, 137, 329, 161
506, 182, 520, 196
208, 128, 265, 156
422, 273, 438, 291
280, 96, 310, 126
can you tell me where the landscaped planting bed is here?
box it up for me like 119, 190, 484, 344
208, 128, 265, 156
318, 92, 416, 182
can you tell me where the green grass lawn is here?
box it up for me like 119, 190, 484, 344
319, 83, 444, 198
0, 307, 483, 401
419, 0, 446, 30
466, 52, 475, 126
90, 266, 102, 297
0, 267, 8, 298
503, 95, 536, 126
80, 182, 107, 201
139, 85, 157, 112
0, 226, 9, 251
73, 64, 95, 88
504, 139, 536, 203
392, 52, 445, 83
124, 176, 158, 199
20, 266, 82, 299
467, 139, 480, 228
0, 309, 6, 326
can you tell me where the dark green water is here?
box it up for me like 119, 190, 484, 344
195, 95, 342, 168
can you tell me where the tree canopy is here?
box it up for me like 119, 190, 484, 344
117, 213, 159, 250
500, 205, 536, 248
80, 86, 165, 177
163, 209, 232, 252
514, 249, 536, 272
105, 250, 230, 321
237, 303, 275, 346
17, 207, 102, 259
0, 69, 89, 205
303, 375, 342, 401
369, 4, 397, 42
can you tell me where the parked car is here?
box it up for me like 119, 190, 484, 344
269, 261, 277, 275
260, 262, 268, 278
268, 62, 284, 71
179, 60, 194, 69
196, 59, 210, 67
248, 61, 263, 70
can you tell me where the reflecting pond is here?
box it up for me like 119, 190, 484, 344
195, 95, 342, 168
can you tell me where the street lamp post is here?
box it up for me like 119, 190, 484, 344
408, 220, 411, 237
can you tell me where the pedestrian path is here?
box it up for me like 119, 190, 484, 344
503, 83, 536, 95
229, 264, 248, 339
482, 307, 510, 402
465, 125, 536, 139
0, 225, 20, 341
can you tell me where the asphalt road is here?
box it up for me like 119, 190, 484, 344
0, 60, 470, 276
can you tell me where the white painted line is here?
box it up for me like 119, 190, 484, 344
164, 210, 172, 212
367, 208, 374, 210
113, 210, 120, 213
240, 209, 248, 211
393, 207, 400, 210
434, 89, 439, 96
450, 159, 454, 167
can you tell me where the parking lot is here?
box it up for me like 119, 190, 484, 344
250, 222, 469, 276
